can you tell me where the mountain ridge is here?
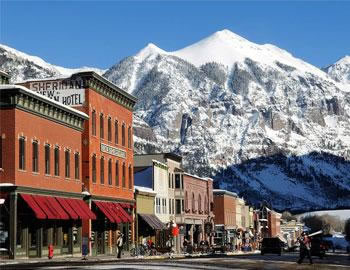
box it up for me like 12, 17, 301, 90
1, 30, 349, 211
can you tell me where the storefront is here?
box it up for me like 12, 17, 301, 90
0, 187, 95, 259
89, 199, 133, 255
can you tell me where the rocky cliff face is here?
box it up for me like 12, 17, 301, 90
1, 30, 349, 211
323, 55, 350, 85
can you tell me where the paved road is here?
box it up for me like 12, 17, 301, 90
27, 253, 350, 270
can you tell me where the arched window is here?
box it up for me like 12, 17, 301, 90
92, 154, 96, 183
128, 164, 132, 189
204, 196, 208, 213
108, 159, 112, 185
198, 194, 202, 213
122, 162, 126, 187
192, 193, 195, 212
185, 191, 188, 210
100, 113, 104, 139
128, 126, 132, 148
115, 160, 119, 187
114, 120, 118, 144
122, 124, 125, 146
100, 156, 104, 184
108, 117, 112, 142
91, 110, 96, 136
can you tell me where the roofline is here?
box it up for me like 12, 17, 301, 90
183, 172, 212, 182
0, 85, 89, 120
213, 189, 238, 197
71, 71, 137, 103
134, 152, 182, 163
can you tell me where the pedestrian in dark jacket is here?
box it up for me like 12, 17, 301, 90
297, 232, 313, 264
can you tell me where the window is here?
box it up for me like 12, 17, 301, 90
115, 160, 119, 186
156, 198, 161, 214
172, 174, 174, 189
75, 153, 80, 180
92, 110, 96, 136
32, 140, 39, 172
19, 137, 26, 170
45, 144, 50, 174
108, 117, 112, 142
198, 194, 202, 213
175, 174, 181, 189
54, 146, 59, 176
92, 155, 96, 183
128, 126, 131, 148
128, 165, 132, 189
114, 120, 119, 144
100, 113, 104, 139
181, 199, 184, 212
192, 193, 195, 211
168, 173, 171, 188
185, 192, 188, 210
204, 196, 208, 213
0, 136, 3, 169
162, 199, 167, 214
176, 199, 181, 214
169, 199, 172, 214
100, 156, 104, 184
173, 199, 175, 214
122, 162, 126, 188
122, 124, 125, 146
108, 159, 112, 185
65, 150, 70, 178
181, 175, 184, 190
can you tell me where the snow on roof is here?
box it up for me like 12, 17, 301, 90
0, 85, 89, 119
134, 185, 156, 194
183, 172, 210, 181
213, 189, 238, 197
152, 159, 168, 168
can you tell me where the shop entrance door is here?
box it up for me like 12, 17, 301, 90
96, 231, 104, 255
28, 223, 38, 257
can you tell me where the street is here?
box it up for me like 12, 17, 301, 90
3, 252, 349, 270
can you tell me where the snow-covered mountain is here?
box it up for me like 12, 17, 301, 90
323, 55, 350, 85
1, 30, 349, 211
104, 30, 350, 211
0, 44, 105, 83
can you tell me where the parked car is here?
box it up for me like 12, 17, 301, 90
310, 238, 326, 259
260, 237, 283, 256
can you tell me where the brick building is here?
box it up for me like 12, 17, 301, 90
18, 72, 137, 256
180, 173, 214, 248
213, 189, 237, 246
0, 84, 94, 259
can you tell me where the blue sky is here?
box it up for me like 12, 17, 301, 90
1, 1, 349, 70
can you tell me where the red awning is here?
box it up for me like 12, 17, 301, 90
55, 197, 79, 220
32, 195, 59, 219
116, 203, 132, 223
20, 194, 46, 219
106, 202, 122, 223
70, 198, 96, 220
46, 196, 70, 220
94, 201, 115, 223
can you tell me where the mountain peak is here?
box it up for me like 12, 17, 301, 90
135, 43, 166, 61
210, 29, 249, 43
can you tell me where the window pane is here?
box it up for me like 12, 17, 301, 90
32, 141, 38, 172
100, 157, 104, 184
75, 153, 79, 179
115, 121, 118, 144
100, 114, 104, 139
65, 150, 70, 178
108, 118, 112, 141
45, 145, 50, 174
122, 124, 125, 146
54, 147, 59, 176
92, 111, 96, 136
108, 159, 112, 185
92, 155, 96, 183
115, 161, 119, 187
19, 137, 25, 170
122, 163, 125, 188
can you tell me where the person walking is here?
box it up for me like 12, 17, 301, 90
116, 231, 124, 259
297, 232, 313, 264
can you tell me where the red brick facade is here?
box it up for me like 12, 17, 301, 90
213, 190, 237, 229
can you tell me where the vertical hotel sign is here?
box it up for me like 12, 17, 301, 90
29, 78, 85, 107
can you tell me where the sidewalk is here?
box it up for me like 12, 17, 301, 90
0, 250, 258, 268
